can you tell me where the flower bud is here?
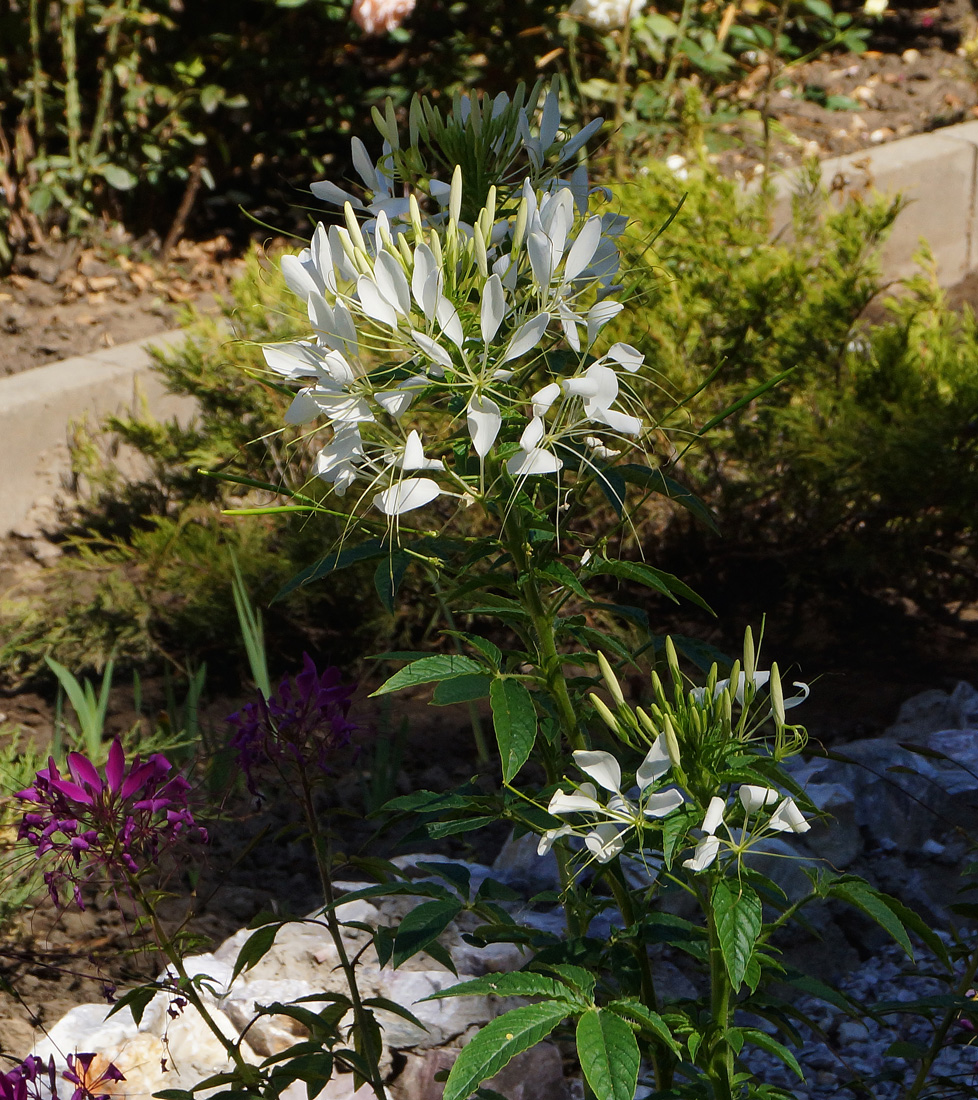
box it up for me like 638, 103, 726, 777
449, 164, 463, 227
770, 662, 786, 726
589, 693, 620, 734
662, 713, 682, 768
597, 651, 625, 708
664, 635, 681, 685
343, 202, 367, 254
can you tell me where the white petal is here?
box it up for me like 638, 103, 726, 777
702, 795, 726, 836
481, 274, 506, 344
467, 395, 501, 458
310, 180, 365, 209
563, 375, 602, 399
519, 416, 546, 451
768, 797, 811, 834
507, 448, 563, 477
374, 251, 411, 315
563, 217, 602, 282
585, 823, 626, 863
636, 737, 671, 790
643, 788, 685, 818
590, 406, 643, 436
374, 477, 442, 516
739, 785, 779, 814
313, 392, 375, 424
586, 300, 624, 348
573, 750, 622, 793
357, 276, 399, 330
502, 312, 550, 363
531, 382, 561, 417
436, 297, 464, 348
548, 789, 602, 815
401, 430, 426, 470
683, 835, 720, 872
412, 330, 454, 371
412, 245, 439, 319
284, 389, 322, 425
527, 230, 555, 288
351, 137, 379, 193
606, 342, 644, 373
582, 364, 619, 411
281, 253, 321, 300
785, 682, 811, 710
263, 343, 319, 379
376, 390, 413, 419
537, 825, 574, 855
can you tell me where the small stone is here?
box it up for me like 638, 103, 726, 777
901, 47, 921, 63
870, 127, 893, 143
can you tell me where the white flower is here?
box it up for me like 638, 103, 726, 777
665, 154, 689, 182
570, 0, 647, 29
768, 796, 811, 834
543, 741, 684, 864
739, 785, 779, 814
863, 0, 887, 14
689, 670, 810, 710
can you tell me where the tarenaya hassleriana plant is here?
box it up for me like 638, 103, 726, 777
7, 79, 956, 1100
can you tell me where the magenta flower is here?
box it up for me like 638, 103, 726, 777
16, 739, 206, 908
0, 1055, 123, 1100
227, 654, 356, 794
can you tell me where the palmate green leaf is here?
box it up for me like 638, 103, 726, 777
712, 880, 762, 990
392, 899, 464, 968
371, 655, 483, 696
442, 1002, 571, 1100
576, 1008, 640, 1100
441, 631, 503, 668
490, 678, 537, 783
828, 880, 914, 959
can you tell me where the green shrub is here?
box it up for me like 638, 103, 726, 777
0, 251, 379, 687
608, 162, 978, 615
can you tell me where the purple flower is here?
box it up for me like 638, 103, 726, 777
227, 654, 356, 794
16, 739, 207, 908
0, 1055, 123, 1100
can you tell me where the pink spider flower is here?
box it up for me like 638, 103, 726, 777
0, 1054, 124, 1100
16, 739, 206, 908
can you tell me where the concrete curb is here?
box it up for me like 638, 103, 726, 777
0, 328, 198, 538
0, 120, 973, 540
769, 119, 978, 286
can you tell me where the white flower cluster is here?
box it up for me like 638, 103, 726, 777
267, 104, 650, 520
683, 784, 811, 872
540, 741, 683, 863
569, 0, 648, 30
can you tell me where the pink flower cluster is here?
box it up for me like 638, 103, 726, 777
17, 739, 206, 908
0, 1054, 123, 1100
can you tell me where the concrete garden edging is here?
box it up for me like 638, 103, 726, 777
1, 119, 976, 539
0, 329, 197, 538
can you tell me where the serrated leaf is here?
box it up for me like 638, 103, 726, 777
591, 558, 713, 613
363, 995, 430, 1034
428, 815, 496, 838
740, 1029, 804, 1080
372, 655, 483, 696
829, 881, 914, 959
712, 881, 762, 990
106, 984, 157, 1025
539, 560, 590, 601
432, 673, 493, 705
576, 1008, 640, 1100
425, 972, 580, 1003
616, 464, 718, 531
541, 964, 595, 1001
374, 551, 410, 614
233, 922, 283, 980
606, 1000, 681, 1053
392, 899, 463, 969
277, 539, 387, 600
442, 1002, 570, 1100
490, 678, 537, 783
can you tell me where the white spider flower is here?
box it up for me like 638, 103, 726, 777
541, 740, 684, 863
682, 786, 811, 873
689, 670, 810, 711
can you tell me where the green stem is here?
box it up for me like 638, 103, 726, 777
129, 877, 253, 1078
60, 0, 81, 176
500, 514, 584, 753
28, 0, 46, 155
612, 15, 634, 178
430, 574, 489, 763
903, 935, 978, 1100
84, 0, 132, 171
661, 0, 697, 107
299, 771, 388, 1100
701, 878, 735, 1100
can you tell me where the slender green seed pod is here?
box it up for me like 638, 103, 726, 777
743, 625, 756, 683
770, 662, 786, 726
